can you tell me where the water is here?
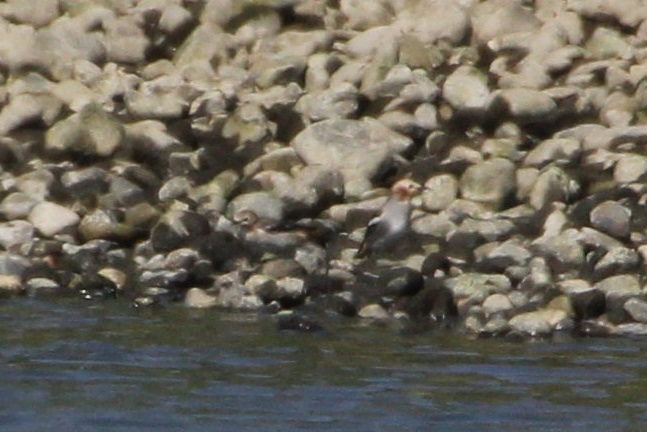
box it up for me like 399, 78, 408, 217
1, 298, 647, 432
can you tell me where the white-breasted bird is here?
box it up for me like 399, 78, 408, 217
355, 178, 423, 258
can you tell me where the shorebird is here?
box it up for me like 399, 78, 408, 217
355, 178, 423, 259
232, 209, 308, 255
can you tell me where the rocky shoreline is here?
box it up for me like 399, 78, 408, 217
2, 0, 647, 338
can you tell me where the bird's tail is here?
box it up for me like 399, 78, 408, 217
354, 242, 369, 258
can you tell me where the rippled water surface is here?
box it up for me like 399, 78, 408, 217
2, 299, 647, 431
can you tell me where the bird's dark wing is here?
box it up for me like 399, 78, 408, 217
355, 216, 390, 258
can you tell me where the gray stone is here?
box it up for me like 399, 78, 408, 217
244, 274, 277, 298
614, 154, 647, 183
250, 53, 308, 89
613, 323, 647, 336
291, 118, 413, 198
343, 26, 394, 59
594, 274, 641, 301
524, 138, 581, 168
294, 243, 328, 275
231, 8, 282, 47
97, 267, 127, 291
411, 213, 457, 238
0, 274, 23, 297
377, 111, 424, 138
45, 103, 125, 158
522, 257, 553, 291
0, 0, 59, 27
304, 53, 337, 91
158, 177, 192, 202
190, 170, 240, 214
413, 103, 439, 131
125, 76, 196, 120
0, 221, 34, 249
341, 0, 393, 30
594, 247, 640, 278
579, 227, 624, 252
509, 311, 551, 336
492, 89, 557, 123
15, 169, 54, 200
243, 147, 302, 177
260, 259, 305, 280
585, 27, 632, 60
482, 293, 514, 316
624, 298, 647, 323
398, 34, 442, 71
215, 280, 264, 310
446, 146, 482, 167
529, 166, 575, 209
569, 0, 647, 28
442, 65, 491, 116
150, 210, 210, 252
445, 272, 511, 300
532, 229, 585, 273
78, 209, 137, 242
28, 202, 80, 237
482, 241, 532, 270
0, 93, 63, 135
25, 277, 60, 297
471, 2, 541, 46
422, 174, 458, 212
459, 158, 516, 209
227, 191, 284, 223
173, 23, 231, 68
185, 287, 218, 309
60, 167, 109, 197
294, 166, 345, 208
359, 35, 399, 98
363, 64, 414, 100
108, 177, 147, 207
221, 103, 274, 146
393, 0, 470, 45
358, 303, 389, 319
0, 252, 32, 278
590, 200, 631, 239
103, 16, 150, 64
0, 193, 39, 220
509, 309, 569, 336
482, 315, 511, 335
275, 277, 307, 304
159, 3, 193, 35
458, 218, 516, 242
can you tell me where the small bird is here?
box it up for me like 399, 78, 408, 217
355, 178, 423, 259
232, 209, 308, 255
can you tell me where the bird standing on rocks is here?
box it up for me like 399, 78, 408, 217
232, 209, 309, 255
355, 178, 423, 258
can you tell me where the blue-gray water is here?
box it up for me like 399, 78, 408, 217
1, 298, 647, 432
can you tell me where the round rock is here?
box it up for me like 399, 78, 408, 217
28, 202, 80, 237
422, 174, 458, 212
589, 200, 631, 239
185, 287, 218, 309
442, 65, 491, 117
291, 118, 413, 197
0, 221, 34, 249
459, 158, 516, 209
